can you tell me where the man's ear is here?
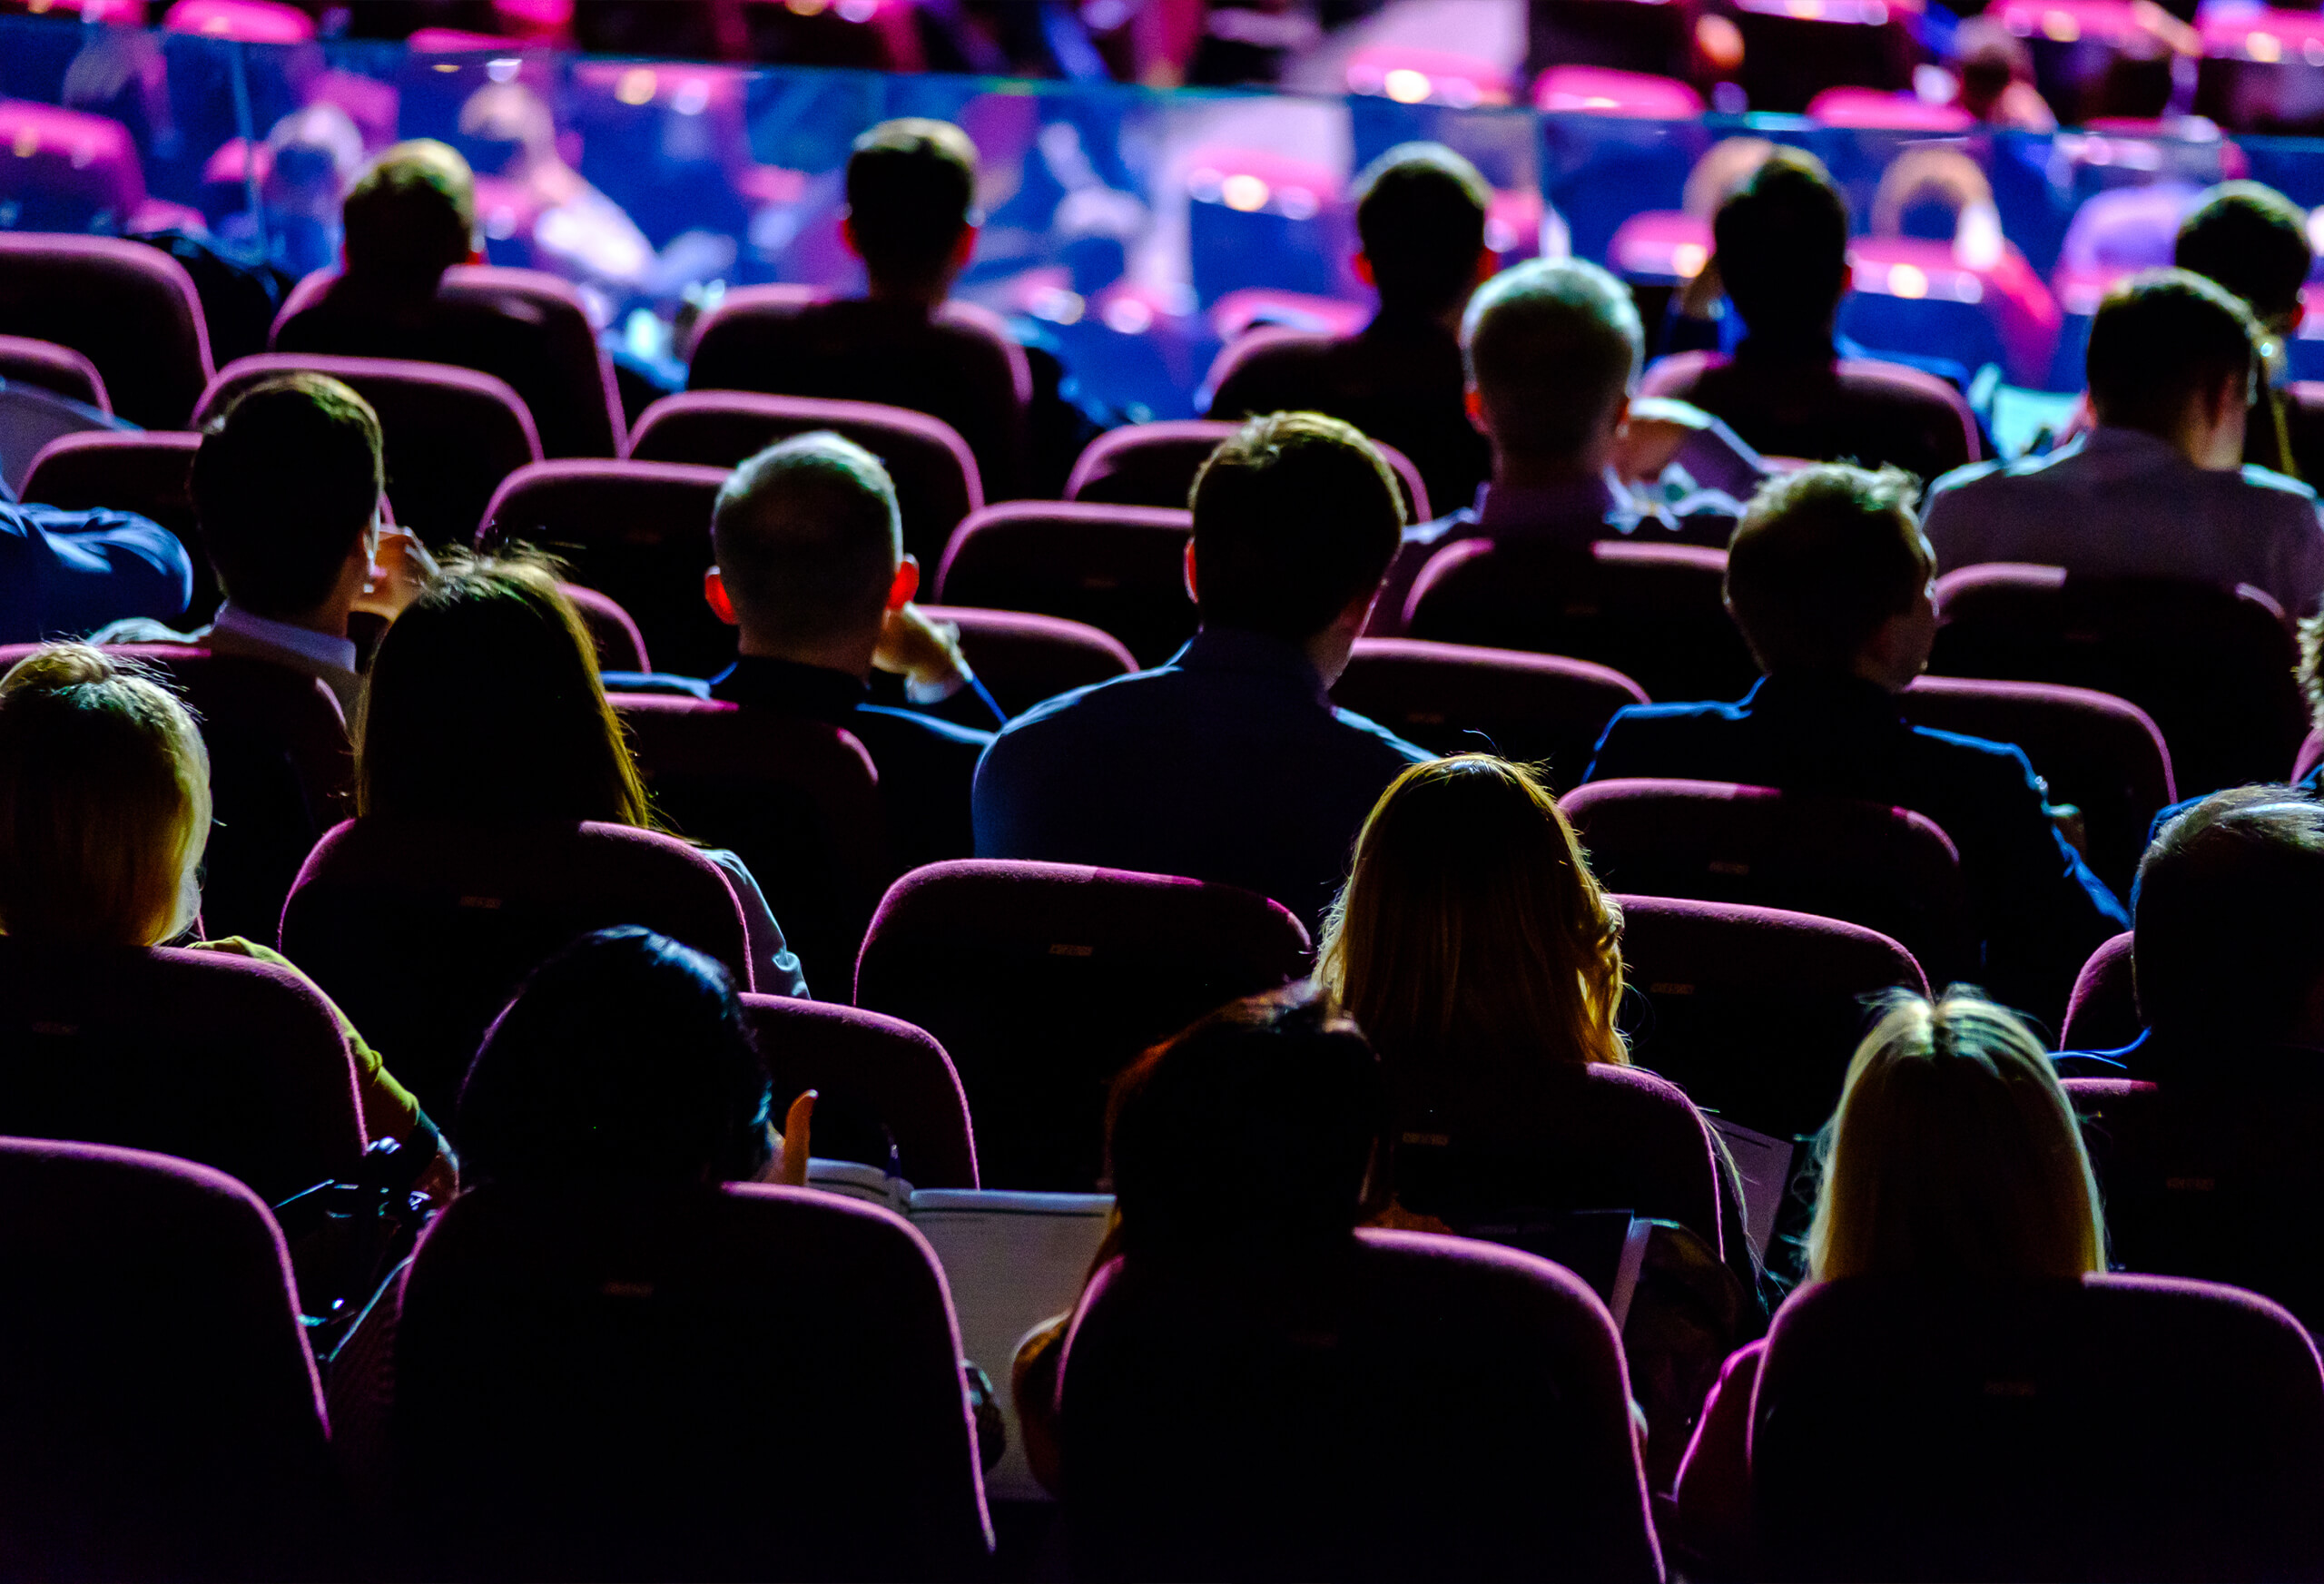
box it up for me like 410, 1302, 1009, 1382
1353, 251, 1375, 289
1464, 385, 1490, 438
1474, 244, 1500, 285
1841, 261, 1855, 295
888, 554, 921, 612
840, 213, 862, 262
704, 566, 738, 626
948, 225, 979, 272
1182, 536, 1198, 605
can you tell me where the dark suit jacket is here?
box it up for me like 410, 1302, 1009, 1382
1586, 673, 2127, 1020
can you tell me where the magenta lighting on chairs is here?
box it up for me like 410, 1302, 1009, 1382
280, 818, 754, 1125
740, 994, 978, 1188
0, 335, 108, 411
1333, 637, 1649, 790
2295, 724, 2324, 783
933, 499, 1196, 668
2060, 930, 2139, 1052
1058, 1229, 1662, 1580
853, 860, 1311, 1191
0, 1138, 340, 1579
1064, 417, 1432, 524
1844, 232, 2063, 390
558, 582, 650, 674
1806, 85, 1977, 129
1751, 1273, 2324, 1580
162, 0, 314, 41
1534, 64, 1706, 116
913, 605, 1137, 718
21, 431, 214, 614
1638, 347, 1985, 477
393, 1180, 994, 1579
0, 232, 213, 429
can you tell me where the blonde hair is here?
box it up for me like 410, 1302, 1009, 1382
1317, 755, 1627, 1092
1808, 990, 2105, 1283
0, 644, 210, 946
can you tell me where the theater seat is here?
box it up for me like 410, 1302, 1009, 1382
0, 231, 214, 430
394, 1180, 993, 1579
1333, 638, 1649, 790
1059, 1229, 1660, 1581
1752, 1273, 2324, 1580
2060, 930, 2139, 1053
740, 994, 977, 1189
1616, 894, 1927, 1139
1065, 418, 1432, 524
914, 605, 1137, 718
196, 354, 543, 546
559, 583, 650, 674
0, 1138, 340, 1579
852, 860, 1310, 1191
279, 817, 754, 1126
0, 335, 108, 411
933, 501, 1196, 668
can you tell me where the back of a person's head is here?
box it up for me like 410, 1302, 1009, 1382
360, 550, 652, 828
846, 118, 979, 288
1462, 257, 1642, 462
2175, 182, 2312, 330
1714, 148, 1851, 339
192, 373, 382, 624
1188, 411, 1405, 643
1354, 143, 1491, 316
340, 139, 476, 291
1725, 463, 1928, 675
0, 645, 208, 949
2134, 787, 2324, 1044
1809, 990, 2106, 1283
1319, 755, 1625, 1084
2086, 268, 2259, 435
711, 431, 901, 646
458, 927, 772, 1186
1106, 984, 1386, 1255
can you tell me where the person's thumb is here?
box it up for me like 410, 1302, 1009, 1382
775, 1090, 816, 1186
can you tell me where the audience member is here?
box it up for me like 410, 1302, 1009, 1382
359, 551, 808, 996
972, 412, 1429, 927
1204, 143, 1497, 514
684, 118, 1028, 499
0, 495, 191, 644
1647, 149, 1982, 481
272, 140, 610, 461
1949, 17, 2057, 129
1586, 463, 2126, 1020
2174, 181, 2321, 481
0, 643, 448, 1186
1674, 990, 2104, 1573
1924, 270, 2324, 617
1370, 254, 1764, 633
699, 432, 1000, 867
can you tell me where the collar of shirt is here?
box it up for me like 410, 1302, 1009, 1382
1169, 625, 1331, 707
708, 654, 870, 723
209, 602, 359, 674
1743, 669, 1905, 723
1474, 475, 1623, 540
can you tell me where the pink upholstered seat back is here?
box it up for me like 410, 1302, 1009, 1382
1065, 417, 1431, 523
2060, 930, 2139, 1052
1334, 636, 1649, 791
741, 994, 978, 1188
933, 500, 1196, 667
0, 231, 213, 429
0, 334, 108, 411
914, 605, 1137, 718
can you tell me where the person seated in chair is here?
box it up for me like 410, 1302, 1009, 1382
973, 411, 1429, 930
1923, 269, 2324, 619
684, 118, 1028, 499
1585, 462, 2126, 1022
2173, 181, 2319, 482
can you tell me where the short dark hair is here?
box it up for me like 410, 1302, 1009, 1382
1106, 984, 1387, 1254
1188, 411, 1405, 642
458, 927, 773, 1184
192, 373, 382, 621
2086, 268, 2259, 436
2175, 182, 2313, 330
341, 139, 475, 291
2134, 787, 2324, 1042
1462, 257, 1641, 460
1354, 143, 1491, 315
845, 118, 978, 287
712, 432, 901, 647
1725, 463, 1929, 674
1714, 148, 1851, 339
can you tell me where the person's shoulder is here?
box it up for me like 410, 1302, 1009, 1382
1326, 703, 1433, 765
2231, 462, 2321, 507
1902, 720, 2045, 792
853, 701, 994, 751
1923, 454, 2014, 503
989, 666, 1158, 741
1605, 697, 1748, 732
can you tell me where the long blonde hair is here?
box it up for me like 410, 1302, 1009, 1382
1317, 755, 1627, 1083
0, 644, 211, 946
1808, 990, 2105, 1283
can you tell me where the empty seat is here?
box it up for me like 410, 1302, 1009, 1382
560, 582, 650, 674
1406, 538, 1760, 706
195, 353, 543, 544
626, 391, 980, 570
1333, 638, 1649, 790
278, 817, 753, 1125
852, 860, 1311, 1191
2060, 930, 2139, 1052
1929, 565, 2308, 798
1059, 1229, 1661, 1581
0, 334, 108, 411
0, 1138, 340, 1579
20, 432, 213, 617
1899, 675, 2175, 897
1567, 778, 1975, 986
1752, 1274, 2324, 1580
740, 994, 977, 1188
0, 232, 214, 429
478, 460, 732, 679
394, 1180, 993, 1579
933, 501, 1196, 668
1065, 418, 1432, 523
914, 605, 1137, 718
1617, 894, 1928, 1139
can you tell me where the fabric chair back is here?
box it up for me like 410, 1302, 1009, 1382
853, 860, 1311, 1190
915, 605, 1137, 718
559, 582, 651, 673
0, 232, 213, 428
1406, 538, 1760, 705
741, 994, 977, 1188
1058, 1229, 1661, 1581
0, 333, 108, 411
933, 500, 1196, 668
194, 353, 542, 544
1752, 1273, 2324, 1581
1334, 636, 1649, 791
394, 1180, 992, 1579
279, 817, 753, 1126
2060, 930, 2139, 1052
1064, 417, 1431, 523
